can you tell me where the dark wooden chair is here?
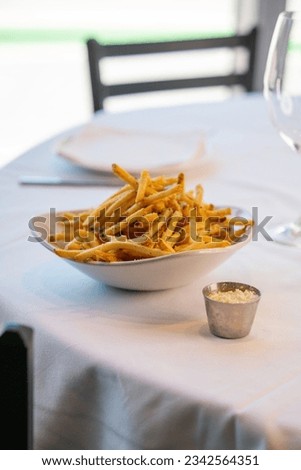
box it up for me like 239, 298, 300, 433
87, 28, 257, 112
0, 324, 33, 450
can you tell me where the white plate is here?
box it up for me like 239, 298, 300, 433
57, 124, 205, 175
29, 207, 252, 291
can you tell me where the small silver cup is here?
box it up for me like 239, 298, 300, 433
202, 281, 261, 339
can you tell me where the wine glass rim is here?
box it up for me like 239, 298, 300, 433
280, 10, 301, 20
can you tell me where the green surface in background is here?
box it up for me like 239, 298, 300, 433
0, 28, 234, 44
288, 40, 301, 52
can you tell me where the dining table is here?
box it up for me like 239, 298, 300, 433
1, 93, 301, 451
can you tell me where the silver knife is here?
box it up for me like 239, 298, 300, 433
19, 175, 121, 187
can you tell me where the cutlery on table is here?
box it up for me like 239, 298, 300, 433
18, 175, 121, 187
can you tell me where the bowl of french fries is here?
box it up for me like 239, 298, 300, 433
31, 164, 253, 291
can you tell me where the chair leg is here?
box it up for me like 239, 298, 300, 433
0, 324, 33, 450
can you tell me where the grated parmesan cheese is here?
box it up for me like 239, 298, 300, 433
208, 289, 256, 303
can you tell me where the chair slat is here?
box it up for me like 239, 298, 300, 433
87, 28, 257, 112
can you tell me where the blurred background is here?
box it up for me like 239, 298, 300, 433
0, 0, 300, 168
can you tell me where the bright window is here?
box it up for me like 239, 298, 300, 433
0, 0, 249, 167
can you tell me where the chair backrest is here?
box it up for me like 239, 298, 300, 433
87, 28, 257, 112
0, 324, 33, 450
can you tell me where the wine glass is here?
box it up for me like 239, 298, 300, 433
264, 10, 301, 247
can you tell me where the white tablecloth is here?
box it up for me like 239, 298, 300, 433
1, 95, 301, 450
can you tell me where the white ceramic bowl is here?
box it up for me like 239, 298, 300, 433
30, 207, 252, 291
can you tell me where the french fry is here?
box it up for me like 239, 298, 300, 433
195, 184, 204, 205
160, 210, 182, 242
96, 240, 168, 258
158, 238, 175, 253
135, 170, 150, 203
142, 183, 182, 205
50, 164, 252, 263
105, 205, 154, 236
112, 163, 138, 188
